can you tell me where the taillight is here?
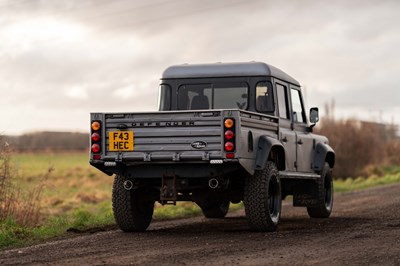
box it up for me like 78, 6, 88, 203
223, 118, 236, 157
225, 142, 234, 151
91, 143, 101, 153
91, 132, 100, 142
91, 121, 101, 131
224, 118, 234, 129
91, 120, 101, 157
224, 130, 234, 140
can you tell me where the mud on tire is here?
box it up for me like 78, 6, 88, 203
112, 175, 154, 232
307, 162, 334, 218
244, 161, 282, 232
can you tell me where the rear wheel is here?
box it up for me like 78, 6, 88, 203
307, 163, 334, 218
244, 161, 282, 231
199, 199, 230, 218
112, 175, 154, 231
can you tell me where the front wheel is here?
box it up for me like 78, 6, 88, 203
244, 161, 282, 232
112, 175, 154, 232
307, 163, 334, 218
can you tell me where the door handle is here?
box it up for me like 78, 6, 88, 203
297, 139, 303, 145
282, 136, 288, 143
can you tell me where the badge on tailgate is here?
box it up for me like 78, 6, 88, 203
108, 131, 134, 151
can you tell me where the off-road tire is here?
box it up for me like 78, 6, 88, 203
112, 175, 154, 232
307, 163, 334, 218
244, 161, 282, 231
199, 199, 230, 219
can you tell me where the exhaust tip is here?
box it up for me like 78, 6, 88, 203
208, 178, 219, 189
123, 180, 133, 190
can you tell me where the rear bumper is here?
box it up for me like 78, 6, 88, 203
90, 160, 241, 179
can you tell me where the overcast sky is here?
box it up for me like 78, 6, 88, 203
1, 0, 399, 135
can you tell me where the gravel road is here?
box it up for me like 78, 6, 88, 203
1, 183, 400, 265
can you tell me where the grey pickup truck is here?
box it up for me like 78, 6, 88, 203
90, 62, 335, 232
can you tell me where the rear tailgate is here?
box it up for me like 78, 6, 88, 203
94, 110, 225, 162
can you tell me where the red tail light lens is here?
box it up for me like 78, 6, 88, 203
91, 132, 100, 142
224, 130, 234, 140
91, 144, 101, 153
225, 142, 234, 152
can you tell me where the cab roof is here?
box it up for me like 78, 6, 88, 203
162, 62, 300, 86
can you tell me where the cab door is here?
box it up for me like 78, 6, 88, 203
289, 86, 314, 173
275, 82, 297, 172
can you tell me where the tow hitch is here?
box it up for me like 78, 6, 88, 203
160, 175, 177, 205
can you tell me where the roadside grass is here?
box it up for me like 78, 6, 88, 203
1, 151, 399, 251
334, 172, 400, 193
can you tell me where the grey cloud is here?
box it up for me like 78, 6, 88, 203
1, 0, 400, 134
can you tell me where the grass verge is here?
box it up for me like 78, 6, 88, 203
334, 173, 400, 193
1, 151, 399, 251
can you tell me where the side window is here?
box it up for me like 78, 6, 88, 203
256, 82, 274, 112
276, 84, 289, 119
290, 88, 306, 123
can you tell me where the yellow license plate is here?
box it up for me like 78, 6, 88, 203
108, 131, 134, 151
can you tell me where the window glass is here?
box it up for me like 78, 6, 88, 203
158, 84, 171, 111
213, 83, 248, 109
290, 88, 305, 123
256, 82, 274, 112
276, 84, 289, 119
178, 83, 248, 110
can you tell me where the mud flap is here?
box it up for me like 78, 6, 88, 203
293, 181, 319, 207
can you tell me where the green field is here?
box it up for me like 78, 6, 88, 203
1, 152, 399, 250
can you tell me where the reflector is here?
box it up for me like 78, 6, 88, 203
226, 153, 235, 159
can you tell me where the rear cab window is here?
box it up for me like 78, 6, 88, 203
178, 82, 248, 110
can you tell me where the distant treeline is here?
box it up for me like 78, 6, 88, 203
1, 132, 89, 152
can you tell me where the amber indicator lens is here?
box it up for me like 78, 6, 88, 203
91, 121, 101, 131
224, 130, 234, 140
91, 143, 101, 153
91, 132, 100, 142
224, 118, 234, 129
225, 142, 234, 152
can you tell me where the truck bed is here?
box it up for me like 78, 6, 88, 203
90, 109, 279, 164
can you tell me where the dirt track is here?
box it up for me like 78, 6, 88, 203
1, 183, 400, 265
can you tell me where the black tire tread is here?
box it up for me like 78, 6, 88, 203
307, 163, 333, 218
244, 161, 281, 231
112, 175, 153, 232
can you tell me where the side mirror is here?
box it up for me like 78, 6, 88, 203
309, 107, 319, 127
